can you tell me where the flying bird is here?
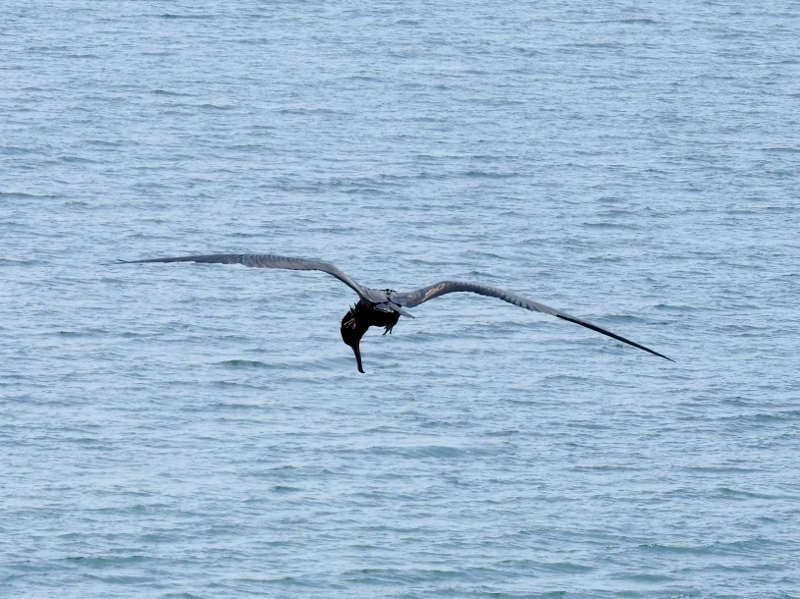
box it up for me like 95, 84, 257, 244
121, 253, 673, 372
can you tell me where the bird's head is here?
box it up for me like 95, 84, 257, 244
340, 307, 367, 373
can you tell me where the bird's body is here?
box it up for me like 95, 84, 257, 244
340, 301, 400, 373
121, 252, 673, 371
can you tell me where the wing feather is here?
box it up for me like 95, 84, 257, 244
393, 281, 673, 361
121, 253, 369, 301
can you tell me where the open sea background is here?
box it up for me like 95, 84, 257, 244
2, 1, 799, 597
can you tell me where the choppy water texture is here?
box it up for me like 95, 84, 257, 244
2, 1, 800, 597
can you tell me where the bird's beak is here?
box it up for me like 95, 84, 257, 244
351, 340, 365, 374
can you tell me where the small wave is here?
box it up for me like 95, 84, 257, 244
762, 146, 800, 153
215, 359, 274, 369
198, 103, 234, 111
152, 89, 194, 97
581, 221, 641, 230
463, 169, 518, 179
368, 444, 506, 459
717, 487, 777, 500
0, 191, 59, 199
56, 328, 108, 337
159, 13, 214, 20
64, 555, 148, 566
541, 561, 593, 574
59, 155, 100, 164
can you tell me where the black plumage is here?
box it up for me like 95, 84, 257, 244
122, 253, 673, 372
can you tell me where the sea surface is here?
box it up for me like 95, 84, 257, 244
2, 1, 799, 597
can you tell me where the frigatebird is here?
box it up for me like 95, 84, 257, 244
122, 253, 673, 372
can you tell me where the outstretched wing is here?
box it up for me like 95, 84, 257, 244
393, 281, 673, 361
121, 253, 370, 301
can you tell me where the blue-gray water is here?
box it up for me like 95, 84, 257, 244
2, 1, 799, 597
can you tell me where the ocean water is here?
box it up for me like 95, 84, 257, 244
2, 1, 799, 597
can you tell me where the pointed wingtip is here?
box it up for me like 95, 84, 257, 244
647, 349, 675, 362
554, 314, 673, 363
637, 342, 675, 362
